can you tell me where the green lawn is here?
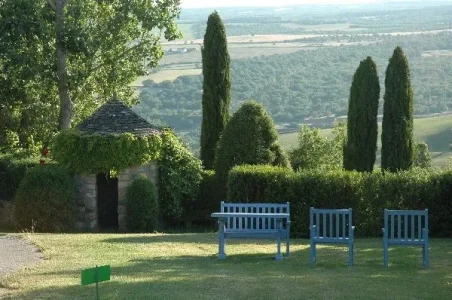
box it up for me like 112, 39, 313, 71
2, 234, 452, 299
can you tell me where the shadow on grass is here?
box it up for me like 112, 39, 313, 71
9, 240, 451, 300
102, 233, 219, 245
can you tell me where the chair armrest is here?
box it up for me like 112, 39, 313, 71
352, 226, 356, 231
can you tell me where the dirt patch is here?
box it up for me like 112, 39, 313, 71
0, 236, 43, 298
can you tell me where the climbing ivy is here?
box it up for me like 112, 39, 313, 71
158, 129, 203, 222
52, 129, 162, 174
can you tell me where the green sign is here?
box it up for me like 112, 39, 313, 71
81, 265, 111, 286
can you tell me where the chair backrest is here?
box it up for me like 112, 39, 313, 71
221, 201, 290, 231
310, 207, 353, 239
384, 209, 428, 241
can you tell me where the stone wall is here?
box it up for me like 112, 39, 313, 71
74, 174, 97, 231
74, 161, 158, 232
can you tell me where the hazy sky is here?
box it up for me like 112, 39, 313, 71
181, 0, 388, 8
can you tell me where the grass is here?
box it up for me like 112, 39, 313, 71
131, 68, 202, 86
2, 233, 452, 299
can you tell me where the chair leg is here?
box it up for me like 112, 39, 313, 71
348, 242, 354, 266
383, 243, 388, 268
310, 241, 316, 264
423, 244, 429, 269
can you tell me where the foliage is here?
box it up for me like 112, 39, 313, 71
14, 164, 76, 232
214, 101, 290, 200
289, 123, 345, 171
413, 140, 432, 168
158, 129, 203, 222
381, 47, 415, 172
126, 175, 159, 232
0, 0, 181, 149
51, 129, 161, 174
136, 31, 452, 144
344, 57, 380, 172
184, 170, 218, 223
0, 154, 39, 201
228, 164, 452, 238
200, 11, 231, 170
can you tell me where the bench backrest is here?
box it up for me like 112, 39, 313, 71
221, 201, 290, 231
384, 209, 428, 242
310, 207, 353, 239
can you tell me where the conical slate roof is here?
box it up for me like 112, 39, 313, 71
78, 99, 161, 137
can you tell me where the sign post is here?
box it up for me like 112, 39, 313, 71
81, 265, 111, 300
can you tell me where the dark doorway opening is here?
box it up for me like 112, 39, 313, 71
97, 172, 118, 232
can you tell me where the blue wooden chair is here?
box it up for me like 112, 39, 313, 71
382, 209, 429, 268
309, 207, 355, 266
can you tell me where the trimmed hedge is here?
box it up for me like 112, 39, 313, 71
14, 164, 77, 232
126, 176, 159, 232
0, 155, 38, 201
228, 165, 452, 238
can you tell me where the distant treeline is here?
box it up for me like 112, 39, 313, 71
136, 32, 452, 131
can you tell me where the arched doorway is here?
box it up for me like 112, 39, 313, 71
96, 172, 118, 231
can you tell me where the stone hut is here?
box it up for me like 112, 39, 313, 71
75, 99, 160, 232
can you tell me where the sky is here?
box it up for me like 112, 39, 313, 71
181, 0, 391, 8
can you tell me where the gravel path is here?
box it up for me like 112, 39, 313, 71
0, 235, 43, 297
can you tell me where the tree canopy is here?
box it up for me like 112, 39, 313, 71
214, 100, 289, 199
0, 0, 181, 152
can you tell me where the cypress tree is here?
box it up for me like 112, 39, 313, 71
381, 47, 414, 172
200, 11, 231, 170
343, 57, 380, 172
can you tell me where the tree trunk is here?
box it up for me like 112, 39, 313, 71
56, 0, 72, 130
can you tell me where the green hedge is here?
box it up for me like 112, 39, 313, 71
14, 164, 77, 232
0, 154, 38, 201
228, 165, 452, 238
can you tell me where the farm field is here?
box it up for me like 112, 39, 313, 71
2, 233, 452, 299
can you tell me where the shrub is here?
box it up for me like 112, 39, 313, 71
126, 176, 159, 232
228, 165, 452, 238
14, 165, 76, 232
289, 122, 345, 171
184, 170, 218, 224
0, 154, 38, 201
214, 101, 290, 201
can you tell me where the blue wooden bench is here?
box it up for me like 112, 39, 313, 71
211, 201, 291, 260
310, 207, 355, 266
383, 209, 429, 268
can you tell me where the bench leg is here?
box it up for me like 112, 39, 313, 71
276, 224, 283, 261
218, 219, 226, 260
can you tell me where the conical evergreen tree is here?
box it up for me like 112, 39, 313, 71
343, 57, 380, 172
381, 47, 414, 172
200, 11, 231, 170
